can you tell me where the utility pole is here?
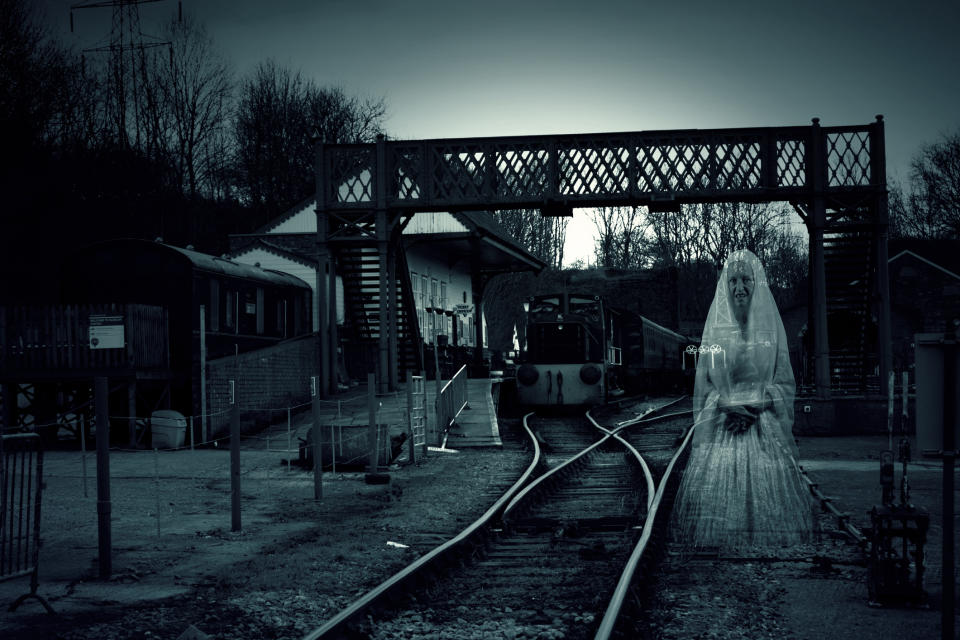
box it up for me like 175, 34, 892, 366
70, 0, 175, 148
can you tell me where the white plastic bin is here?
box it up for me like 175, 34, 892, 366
151, 410, 187, 449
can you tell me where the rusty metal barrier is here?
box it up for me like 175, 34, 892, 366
1, 433, 54, 613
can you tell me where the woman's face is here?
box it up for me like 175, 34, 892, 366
727, 260, 754, 317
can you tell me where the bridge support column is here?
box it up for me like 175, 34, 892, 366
872, 115, 892, 399
315, 140, 332, 397
377, 208, 390, 395
387, 233, 398, 391
809, 118, 831, 399
328, 246, 339, 395
315, 228, 331, 399
470, 240, 487, 377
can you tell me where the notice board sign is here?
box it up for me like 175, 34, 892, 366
89, 314, 124, 349
454, 304, 473, 316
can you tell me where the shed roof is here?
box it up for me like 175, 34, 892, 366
71, 238, 312, 290
889, 238, 960, 278
231, 196, 546, 275
403, 210, 546, 274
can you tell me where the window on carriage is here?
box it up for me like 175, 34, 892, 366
256, 287, 265, 335
421, 275, 428, 310
209, 280, 220, 332
569, 296, 601, 322
431, 278, 438, 308
530, 296, 560, 314
440, 281, 447, 311
225, 290, 236, 330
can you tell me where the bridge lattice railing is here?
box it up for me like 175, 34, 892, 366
320, 121, 883, 213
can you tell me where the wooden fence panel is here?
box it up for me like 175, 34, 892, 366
0, 304, 169, 376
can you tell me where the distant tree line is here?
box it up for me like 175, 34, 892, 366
0, 0, 385, 300
588, 202, 809, 321
889, 130, 960, 240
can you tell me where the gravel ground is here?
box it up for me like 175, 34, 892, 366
0, 426, 532, 640
0, 415, 947, 640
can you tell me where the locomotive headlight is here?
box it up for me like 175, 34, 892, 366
579, 364, 602, 385
517, 364, 539, 386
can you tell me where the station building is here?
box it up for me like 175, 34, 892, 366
227, 197, 545, 384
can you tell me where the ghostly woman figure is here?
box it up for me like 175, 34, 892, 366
671, 249, 814, 552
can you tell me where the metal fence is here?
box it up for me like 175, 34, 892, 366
435, 365, 468, 446
1, 433, 54, 613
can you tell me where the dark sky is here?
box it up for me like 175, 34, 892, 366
42, 0, 960, 261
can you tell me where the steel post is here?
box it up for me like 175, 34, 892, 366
94, 376, 111, 579
230, 379, 240, 532
312, 377, 323, 500
315, 139, 331, 397
943, 324, 956, 640
367, 372, 378, 472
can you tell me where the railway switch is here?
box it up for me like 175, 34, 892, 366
867, 448, 929, 607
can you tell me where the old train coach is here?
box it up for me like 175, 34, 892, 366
58, 238, 313, 430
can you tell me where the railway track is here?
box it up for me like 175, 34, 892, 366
302, 396, 693, 640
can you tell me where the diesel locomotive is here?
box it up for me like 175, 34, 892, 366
515, 292, 690, 407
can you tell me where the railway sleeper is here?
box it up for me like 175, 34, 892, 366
508, 515, 637, 534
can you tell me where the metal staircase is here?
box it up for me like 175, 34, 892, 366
335, 242, 423, 382
823, 229, 877, 394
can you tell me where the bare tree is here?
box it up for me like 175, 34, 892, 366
0, 0, 75, 157
638, 200, 803, 323
643, 206, 708, 269
492, 209, 568, 268
699, 201, 787, 270
233, 60, 386, 218
889, 130, 960, 239
591, 206, 649, 269
150, 14, 233, 199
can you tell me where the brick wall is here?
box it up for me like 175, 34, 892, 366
204, 333, 319, 438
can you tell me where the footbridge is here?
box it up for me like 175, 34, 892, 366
314, 117, 890, 400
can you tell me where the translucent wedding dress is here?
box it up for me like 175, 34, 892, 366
671, 249, 814, 552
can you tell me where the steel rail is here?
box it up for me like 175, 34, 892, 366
586, 408, 655, 513
595, 403, 867, 637
500, 402, 653, 524
595, 409, 700, 639
798, 463, 867, 545
612, 395, 690, 429
500, 414, 613, 525
301, 412, 543, 640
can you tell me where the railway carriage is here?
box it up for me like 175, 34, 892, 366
57, 238, 313, 439
515, 292, 689, 407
